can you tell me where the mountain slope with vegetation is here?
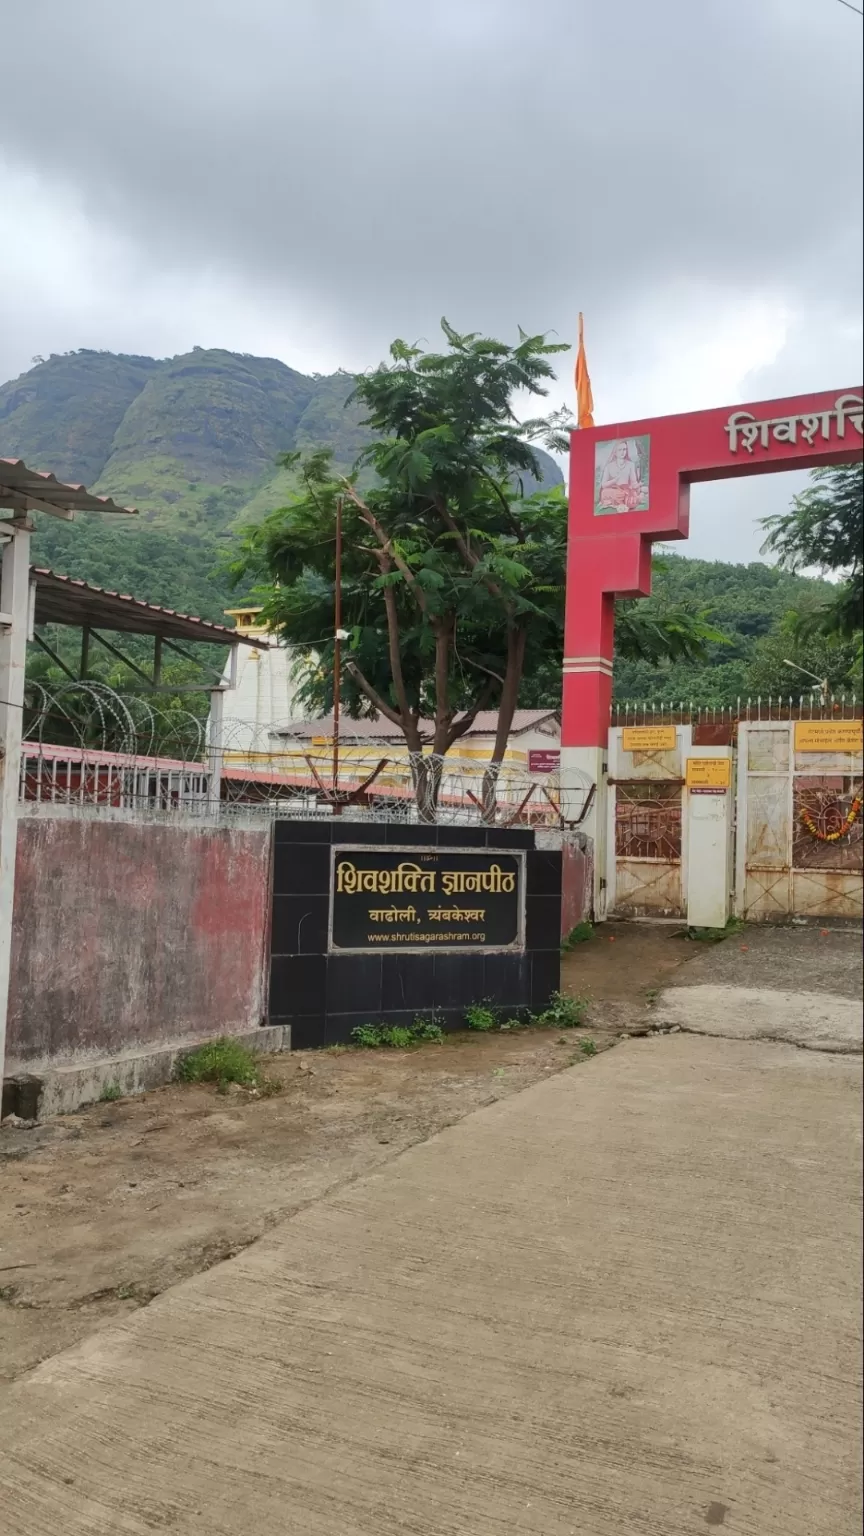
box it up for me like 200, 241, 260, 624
0, 346, 564, 527
1, 346, 563, 624
2, 347, 858, 703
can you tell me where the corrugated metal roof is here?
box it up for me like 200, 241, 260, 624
32, 568, 261, 647
0, 458, 138, 518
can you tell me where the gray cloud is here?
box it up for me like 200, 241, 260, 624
2, 0, 862, 558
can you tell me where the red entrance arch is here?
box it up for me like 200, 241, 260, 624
562, 387, 863, 750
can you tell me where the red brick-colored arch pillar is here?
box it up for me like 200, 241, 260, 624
561, 388, 862, 918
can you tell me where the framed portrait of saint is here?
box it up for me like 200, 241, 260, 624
594, 435, 650, 515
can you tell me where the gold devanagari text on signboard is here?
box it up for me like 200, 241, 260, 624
621, 725, 677, 753
335, 860, 436, 895
330, 848, 523, 952
794, 721, 863, 754
441, 866, 515, 895
335, 860, 515, 896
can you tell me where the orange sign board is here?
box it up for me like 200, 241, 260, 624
794, 720, 863, 753
686, 757, 731, 790
621, 725, 677, 753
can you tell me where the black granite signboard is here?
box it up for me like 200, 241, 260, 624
268, 820, 561, 1050
330, 847, 524, 952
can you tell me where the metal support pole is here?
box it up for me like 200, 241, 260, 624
0, 525, 32, 1090
332, 495, 343, 815
207, 686, 225, 814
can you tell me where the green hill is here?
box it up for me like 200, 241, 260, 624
3, 347, 856, 704
0, 350, 161, 487
0, 346, 564, 620
0, 347, 391, 618
0, 347, 368, 529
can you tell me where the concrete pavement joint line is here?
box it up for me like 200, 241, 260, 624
656, 985, 863, 1055
654, 1026, 861, 1056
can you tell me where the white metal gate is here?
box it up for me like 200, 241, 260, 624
607, 725, 690, 917
736, 720, 863, 921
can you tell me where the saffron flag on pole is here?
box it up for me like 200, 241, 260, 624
575, 312, 594, 429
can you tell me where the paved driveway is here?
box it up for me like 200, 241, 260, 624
1, 1018, 860, 1535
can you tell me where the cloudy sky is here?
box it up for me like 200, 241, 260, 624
2, 0, 861, 559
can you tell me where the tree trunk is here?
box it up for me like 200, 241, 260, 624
409, 620, 454, 823
481, 625, 526, 824
411, 752, 443, 823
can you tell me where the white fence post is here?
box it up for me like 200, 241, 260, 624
0, 525, 31, 1090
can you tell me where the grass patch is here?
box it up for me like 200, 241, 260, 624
530, 991, 589, 1029
464, 1002, 498, 1032
561, 920, 594, 950
99, 1082, 123, 1103
350, 1014, 445, 1049
175, 1038, 260, 1090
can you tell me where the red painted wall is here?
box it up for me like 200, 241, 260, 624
6, 815, 272, 1069
561, 835, 593, 934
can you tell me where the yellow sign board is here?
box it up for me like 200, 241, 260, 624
686, 757, 731, 790
621, 725, 677, 753
794, 720, 863, 753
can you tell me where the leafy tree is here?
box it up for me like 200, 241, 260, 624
761, 464, 863, 638
610, 553, 845, 706
228, 321, 721, 817
744, 613, 862, 701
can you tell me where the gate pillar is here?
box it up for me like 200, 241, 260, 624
685, 747, 734, 929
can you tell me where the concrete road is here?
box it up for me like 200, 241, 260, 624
1, 1026, 860, 1535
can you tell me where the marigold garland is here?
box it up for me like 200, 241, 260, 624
799, 793, 862, 844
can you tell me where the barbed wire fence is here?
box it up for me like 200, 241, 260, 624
21, 681, 858, 825
19, 681, 590, 827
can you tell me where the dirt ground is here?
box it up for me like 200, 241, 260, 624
2, 1020, 860, 1535
0, 921, 695, 1386
4, 918, 858, 1390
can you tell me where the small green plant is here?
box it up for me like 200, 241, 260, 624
350, 1015, 445, 1049
176, 1038, 259, 1090
465, 1002, 498, 1032
561, 920, 594, 950
0, 1285, 18, 1303
350, 1023, 382, 1048
411, 1013, 445, 1043
531, 991, 589, 1029
645, 988, 660, 1007
381, 1026, 415, 1049
99, 1082, 122, 1103
579, 1038, 597, 1057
